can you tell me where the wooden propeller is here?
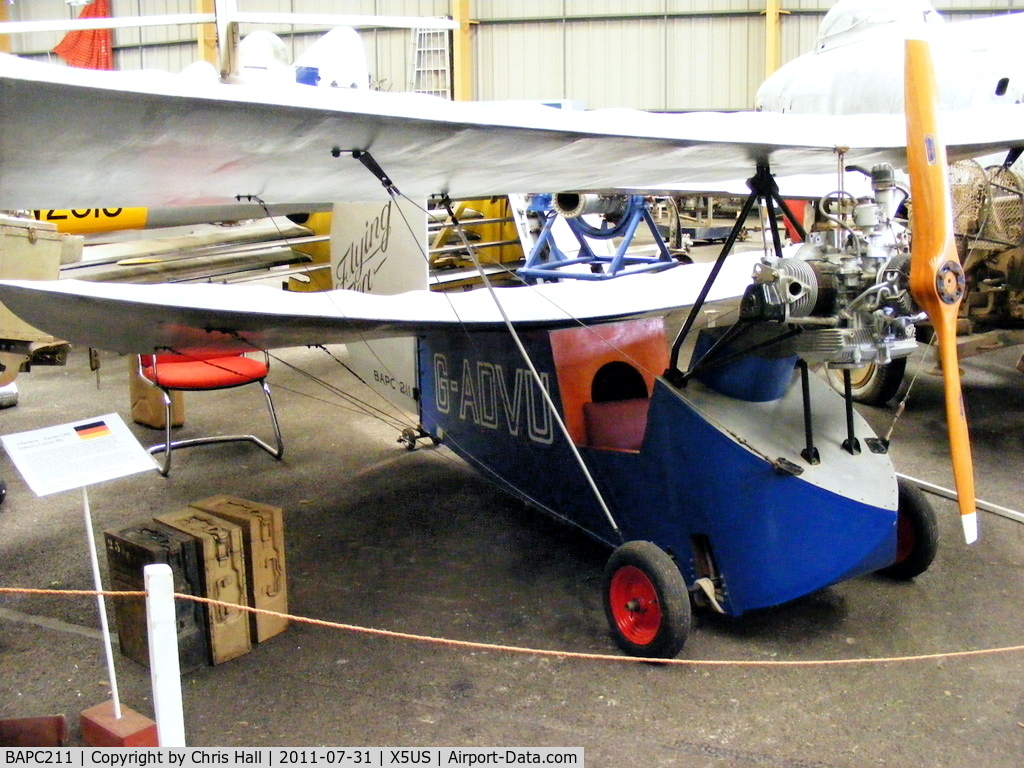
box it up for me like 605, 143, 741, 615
904, 39, 978, 544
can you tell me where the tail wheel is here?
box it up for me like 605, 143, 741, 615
603, 541, 691, 658
877, 477, 939, 580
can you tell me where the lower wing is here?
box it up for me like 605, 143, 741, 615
0, 253, 762, 354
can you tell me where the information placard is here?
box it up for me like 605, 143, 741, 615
1, 412, 155, 496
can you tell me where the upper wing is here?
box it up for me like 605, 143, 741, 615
0, 252, 762, 354
4, 53, 1024, 210
3, 52, 1024, 356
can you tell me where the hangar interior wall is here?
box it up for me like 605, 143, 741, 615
2, 1, 1024, 110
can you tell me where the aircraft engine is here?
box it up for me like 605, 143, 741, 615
951, 160, 1024, 326
741, 164, 922, 366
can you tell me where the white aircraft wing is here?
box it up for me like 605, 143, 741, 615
0, 252, 762, 354
2, 53, 1024, 354
2, 52, 1024, 210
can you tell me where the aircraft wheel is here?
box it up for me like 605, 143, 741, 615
399, 428, 419, 451
825, 357, 907, 406
877, 477, 938, 580
603, 541, 690, 658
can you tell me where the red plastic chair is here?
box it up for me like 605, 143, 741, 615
138, 350, 283, 476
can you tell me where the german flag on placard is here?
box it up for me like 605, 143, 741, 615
74, 420, 112, 440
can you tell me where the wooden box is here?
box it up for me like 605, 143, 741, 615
190, 495, 288, 642
104, 522, 209, 673
155, 508, 251, 664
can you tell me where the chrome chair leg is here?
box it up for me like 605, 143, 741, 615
146, 379, 283, 476
147, 389, 174, 476
258, 380, 285, 459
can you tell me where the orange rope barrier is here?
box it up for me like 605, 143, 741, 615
3, 585, 1022, 667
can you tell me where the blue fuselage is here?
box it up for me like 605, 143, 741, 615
417, 323, 897, 616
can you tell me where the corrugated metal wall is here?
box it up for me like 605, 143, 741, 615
471, 0, 1024, 110
9, 0, 200, 71
4, 1, 1024, 108
473, 1, 770, 109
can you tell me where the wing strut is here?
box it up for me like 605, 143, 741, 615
665, 162, 805, 385
440, 196, 626, 545
333, 147, 400, 197
339, 140, 626, 542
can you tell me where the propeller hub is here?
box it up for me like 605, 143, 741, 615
936, 260, 966, 304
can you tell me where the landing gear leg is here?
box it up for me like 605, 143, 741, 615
398, 426, 439, 451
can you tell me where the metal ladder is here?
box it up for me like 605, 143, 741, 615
409, 28, 451, 98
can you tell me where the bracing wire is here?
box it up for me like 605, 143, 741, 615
437, 195, 625, 543
231, 158, 724, 516
226, 191, 421, 435
397, 190, 702, 381
268, 348, 412, 433
383, 184, 629, 529
881, 333, 939, 445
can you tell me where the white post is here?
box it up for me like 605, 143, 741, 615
82, 486, 121, 719
144, 564, 186, 747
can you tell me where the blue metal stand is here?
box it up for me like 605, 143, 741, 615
518, 195, 680, 281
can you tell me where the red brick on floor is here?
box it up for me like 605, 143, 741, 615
80, 701, 158, 747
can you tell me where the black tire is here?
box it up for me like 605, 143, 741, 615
877, 477, 939, 580
602, 541, 691, 658
825, 357, 907, 406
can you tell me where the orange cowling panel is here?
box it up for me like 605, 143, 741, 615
549, 318, 669, 446
142, 355, 269, 390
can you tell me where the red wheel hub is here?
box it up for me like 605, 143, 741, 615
894, 510, 915, 563
608, 565, 662, 646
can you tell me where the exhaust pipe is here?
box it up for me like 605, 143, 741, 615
554, 193, 631, 219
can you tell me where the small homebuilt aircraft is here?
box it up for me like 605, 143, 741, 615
0, 13, 1018, 657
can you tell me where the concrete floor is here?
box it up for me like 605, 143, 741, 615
1, 325, 1023, 765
